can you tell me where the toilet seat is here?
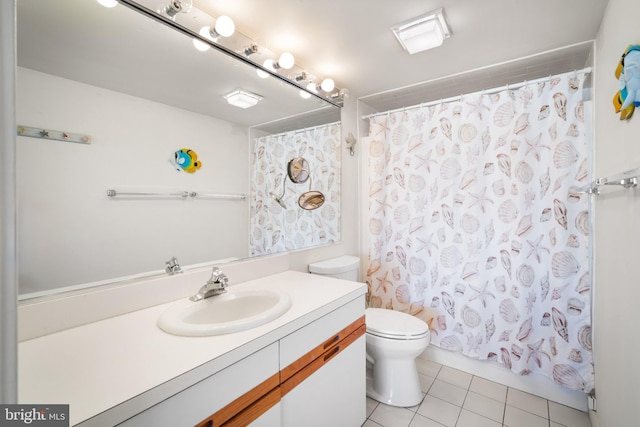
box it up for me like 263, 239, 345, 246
365, 308, 429, 340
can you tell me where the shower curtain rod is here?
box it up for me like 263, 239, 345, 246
363, 67, 592, 120
260, 121, 341, 138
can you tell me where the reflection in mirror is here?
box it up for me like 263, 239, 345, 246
288, 158, 311, 184
16, 0, 341, 299
250, 125, 340, 256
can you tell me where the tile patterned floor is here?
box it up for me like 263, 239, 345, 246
363, 359, 592, 427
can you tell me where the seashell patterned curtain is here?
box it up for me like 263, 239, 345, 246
365, 72, 593, 392
250, 122, 341, 256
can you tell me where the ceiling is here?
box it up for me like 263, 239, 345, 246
196, 0, 608, 109
17, 0, 609, 121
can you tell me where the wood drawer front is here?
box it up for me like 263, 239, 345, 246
280, 320, 366, 397
197, 317, 365, 427
195, 374, 280, 427
281, 316, 365, 383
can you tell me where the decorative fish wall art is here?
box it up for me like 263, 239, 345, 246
172, 148, 202, 173
613, 44, 640, 120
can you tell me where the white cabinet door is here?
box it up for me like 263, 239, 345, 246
281, 336, 366, 427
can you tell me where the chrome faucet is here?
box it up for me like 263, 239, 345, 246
165, 256, 182, 275
189, 267, 229, 301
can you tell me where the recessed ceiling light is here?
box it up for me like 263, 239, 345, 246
223, 89, 263, 108
391, 8, 451, 54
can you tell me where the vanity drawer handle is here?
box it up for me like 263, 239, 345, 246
324, 345, 340, 362
323, 334, 340, 349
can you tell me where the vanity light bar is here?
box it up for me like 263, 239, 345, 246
115, 0, 344, 107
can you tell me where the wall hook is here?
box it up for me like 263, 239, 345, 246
345, 132, 356, 156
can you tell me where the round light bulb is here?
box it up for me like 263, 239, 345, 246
214, 15, 235, 38
257, 59, 275, 79
320, 78, 335, 92
306, 82, 318, 93
300, 90, 311, 99
192, 26, 212, 51
278, 52, 295, 70
263, 59, 276, 71
96, 0, 118, 7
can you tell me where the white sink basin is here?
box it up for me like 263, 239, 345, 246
157, 289, 292, 336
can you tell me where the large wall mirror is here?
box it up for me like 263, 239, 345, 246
16, 0, 342, 299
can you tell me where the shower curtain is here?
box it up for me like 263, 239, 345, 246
250, 122, 341, 256
365, 72, 593, 392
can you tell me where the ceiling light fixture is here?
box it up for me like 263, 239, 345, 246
243, 44, 259, 56
223, 89, 263, 108
256, 59, 276, 78
391, 8, 451, 54
96, 0, 118, 8
293, 72, 307, 82
159, 0, 192, 20
300, 81, 318, 99
148, 2, 346, 105
193, 16, 235, 51
256, 52, 295, 78
274, 52, 295, 70
320, 78, 335, 93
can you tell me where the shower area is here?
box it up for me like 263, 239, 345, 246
359, 54, 594, 407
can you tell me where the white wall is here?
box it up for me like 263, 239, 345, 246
0, 0, 18, 404
17, 68, 249, 294
592, 0, 640, 425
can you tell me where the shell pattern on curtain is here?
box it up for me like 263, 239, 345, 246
250, 122, 341, 256
366, 74, 593, 392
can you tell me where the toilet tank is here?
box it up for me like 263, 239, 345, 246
308, 255, 360, 281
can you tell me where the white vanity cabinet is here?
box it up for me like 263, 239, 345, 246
118, 295, 366, 427
279, 297, 366, 427
118, 343, 281, 427
281, 336, 365, 427
21, 271, 368, 427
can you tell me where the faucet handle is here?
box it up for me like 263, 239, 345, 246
218, 272, 229, 287
165, 256, 182, 275
208, 267, 228, 286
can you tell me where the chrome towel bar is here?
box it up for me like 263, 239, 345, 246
106, 189, 246, 200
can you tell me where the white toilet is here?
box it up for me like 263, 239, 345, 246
364, 308, 430, 407
308, 256, 431, 407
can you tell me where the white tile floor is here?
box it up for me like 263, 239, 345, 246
363, 359, 592, 427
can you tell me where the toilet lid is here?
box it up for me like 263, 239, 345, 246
365, 308, 430, 340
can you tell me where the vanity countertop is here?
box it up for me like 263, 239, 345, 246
18, 270, 367, 426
